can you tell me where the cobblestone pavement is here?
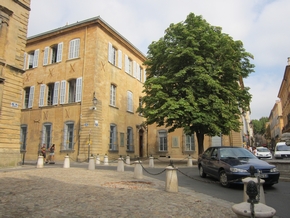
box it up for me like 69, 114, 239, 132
0, 164, 238, 218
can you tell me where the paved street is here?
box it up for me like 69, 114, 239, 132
0, 163, 238, 218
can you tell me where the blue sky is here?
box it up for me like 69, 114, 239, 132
27, 0, 290, 120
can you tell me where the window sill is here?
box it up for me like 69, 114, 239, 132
60, 150, 75, 153
126, 150, 135, 153
109, 105, 119, 109
108, 149, 119, 153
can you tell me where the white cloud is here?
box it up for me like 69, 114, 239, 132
27, 0, 290, 120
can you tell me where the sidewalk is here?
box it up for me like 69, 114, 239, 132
0, 163, 238, 218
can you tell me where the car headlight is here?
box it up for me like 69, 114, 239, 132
230, 167, 248, 173
270, 168, 278, 172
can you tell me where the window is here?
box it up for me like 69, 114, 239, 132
43, 43, 63, 65
20, 125, 28, 150
137, 64, 142, 81
108, 42, 122, 68
68, 38, 80, 59
127, 127, 134, 151
27, 49, 39, 69
127, 91, 133, 112
125, 55, 133, 75
110, 84, 116, 106
109, 124, 118, 150
47, 82, 59, 106
63, 122, 74, 150
143, 70, 147, 82
42, 123, 52, 149
68, 77, 82, 103
60, 80, 67, 104
184, 134, 195, 151
23, 86, 34, 109
159, 130, 168, 151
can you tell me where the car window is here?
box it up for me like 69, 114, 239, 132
203, 148, 213, 158
212, 148, 218, 157
277, 145, 290, 151
257, 147, 270, 152
220, 147, 256, 159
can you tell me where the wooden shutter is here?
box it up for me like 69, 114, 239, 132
23, 52, 27, 70
28, 86, 34, 108
60, 80, 67, 104
69, 40, 74, 59
39, 84, 46, 107
43, 47, 49, 65
74, 39, 80, 58
57, 42, 63, 62
75, 77, 82, 102
53, 82, 59, 105
133, 61, 136, 78
143, 70, 146, 82
33, 49, 39, 68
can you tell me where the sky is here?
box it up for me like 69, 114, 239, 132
27, 0, 290, 120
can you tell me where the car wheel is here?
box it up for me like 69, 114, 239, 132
219, 170, 230, 187
199, 165, 206, 178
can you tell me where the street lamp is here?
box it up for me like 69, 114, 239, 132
90, 92, 98, 110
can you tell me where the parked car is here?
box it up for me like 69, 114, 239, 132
198, 146, 280, 187
274, 142, 290, 159
255, 147, 272, 159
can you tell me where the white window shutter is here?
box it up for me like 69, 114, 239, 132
136, 63, 141, 81
133, 61, 136, 78
33, 49, 39, 68
69, 40, 74, 59
28, 86, 34, 108
125, 55, 129, 73
23, 52, 27, 70
143, 70, 146, 82
53, 82, 60, 105
75, 39, 80, 58
60, 80, 67, 104
118, 50, 122, 69
43, 47, 49, 66
63, 125, 68, 150
42, 125, 46, 145
39, 84, 46, 107
57, 42, 63, 62
108, 42, 112, 63
75, 77, 82, 102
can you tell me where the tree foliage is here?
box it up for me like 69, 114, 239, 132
251, 117, 269, 135
138, 13, 255, 154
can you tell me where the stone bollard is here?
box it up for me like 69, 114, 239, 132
187, 155, 192, 167
149, 156, 154, 168
103, 155, 109, 165
117, 157, 124, 172
88, 156, 95, 170
232, 180, 276, 218
242, 177, 265, 204
133, 160, 143, 179
126, 155, 130, 165
165, 165, 178, 192
63, 155, 70, 168
36, 155, 44, 168
96, 154, 100, 165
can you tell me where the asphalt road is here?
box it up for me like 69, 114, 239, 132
95, 164, 290, 218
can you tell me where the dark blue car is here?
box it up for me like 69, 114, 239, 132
197, 146, 280, 187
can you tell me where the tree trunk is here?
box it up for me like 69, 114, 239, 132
196, 131, 205, 155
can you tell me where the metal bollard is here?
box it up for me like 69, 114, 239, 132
165, 165, 178, 192
117, 157, 124, 172
133, 160, 143, 179
36, 155, 44, 168
63, 155, 70, 168
88, 155, 95, 170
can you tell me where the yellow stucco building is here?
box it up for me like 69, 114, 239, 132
0, 0, 31, 167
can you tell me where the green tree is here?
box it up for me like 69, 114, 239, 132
252, 117, 268, 135
138, 13, 254, 154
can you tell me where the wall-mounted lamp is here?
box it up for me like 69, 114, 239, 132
90, 92, 98, 110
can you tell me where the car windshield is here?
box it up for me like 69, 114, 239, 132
220, 147, 256, 159
277, 145, 290, 151
257, 147, 270, 152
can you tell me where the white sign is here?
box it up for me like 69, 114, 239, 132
11, 102, 18, 108
95, 120, 98, 127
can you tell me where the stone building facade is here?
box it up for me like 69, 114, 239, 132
278, 58, 290, 134
0, 0, 31, 167
269, 100, 283, 147
21, 16, 247, 162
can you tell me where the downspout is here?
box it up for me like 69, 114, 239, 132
77, 26, 88, 159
